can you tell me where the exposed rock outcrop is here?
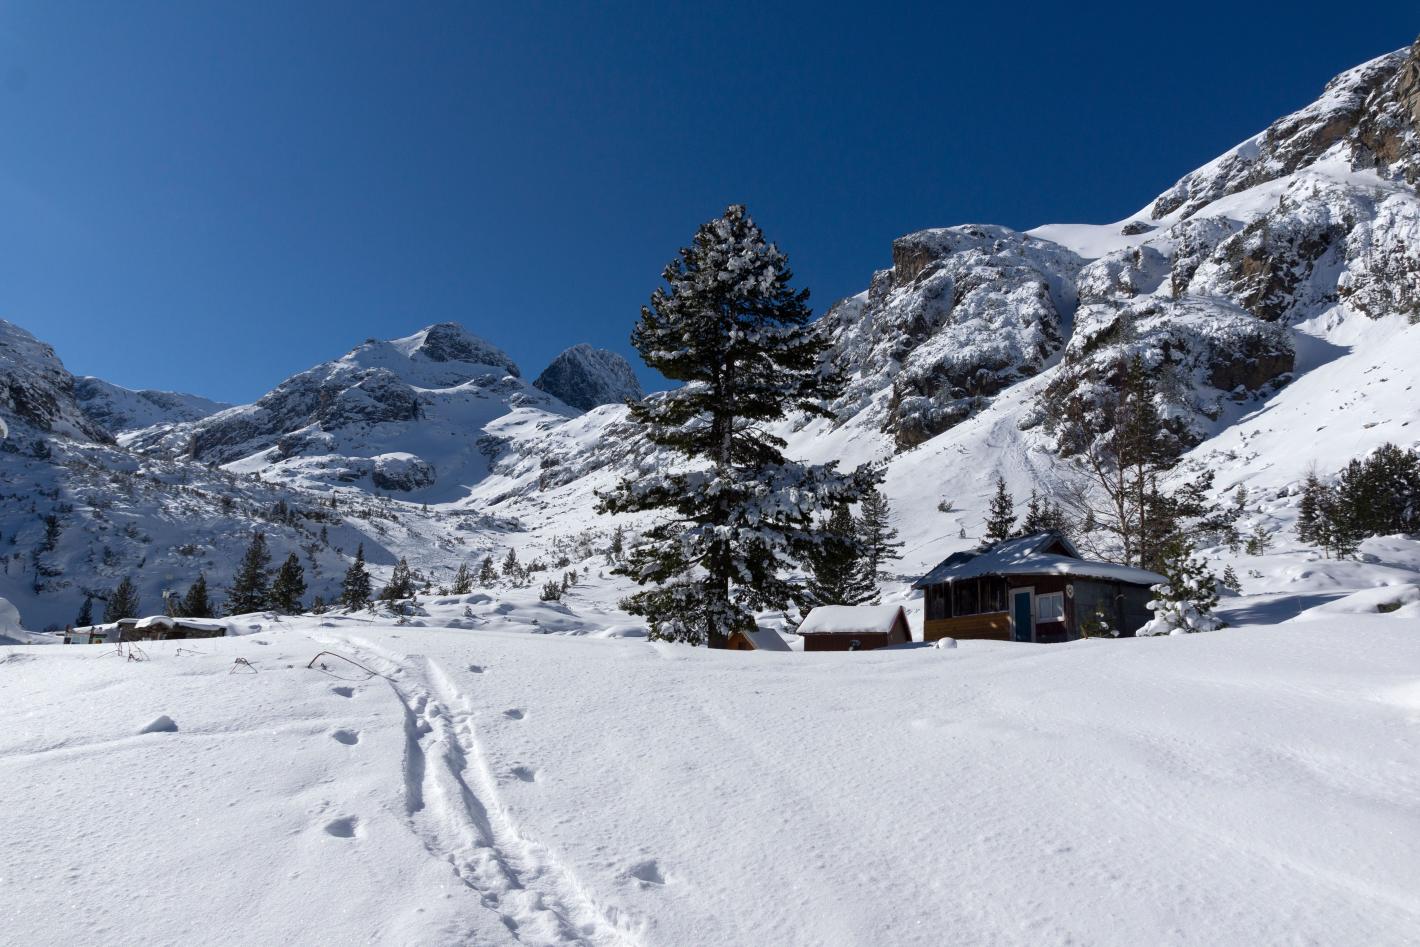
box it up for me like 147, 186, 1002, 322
533, 344, 644, 411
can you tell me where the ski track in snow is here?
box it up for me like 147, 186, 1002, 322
313, 631, 642, 947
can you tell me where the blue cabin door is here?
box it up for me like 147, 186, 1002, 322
1010, 588, 1033, 643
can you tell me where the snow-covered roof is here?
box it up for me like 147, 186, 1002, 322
129, 615, 227, 632
913, 532, 1166, 588
737, 628, 793, 652
797, 605, 907, 636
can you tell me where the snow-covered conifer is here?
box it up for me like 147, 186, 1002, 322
380, 558, 416, 602
597, 204, 873, 646
340, 544, 372, 610
856, 482, 902, 580
450, 561, 473, 595
984, 476, 1016, 545
1138, 537, 1221, 636
802, 505, 878, 610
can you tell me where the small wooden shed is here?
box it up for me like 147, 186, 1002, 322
797, 605, 912, 652
116, 616, 228, 641
726, 628, 794, 652
913, 531, 1165, 643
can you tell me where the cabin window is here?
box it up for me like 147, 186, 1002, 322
953, 581, 978, 616
981, 577, 1006, 613
925, 584, 952, 621
1036, 592, 1065, 623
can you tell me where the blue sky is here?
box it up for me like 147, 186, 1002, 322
1, 2, 1416, 402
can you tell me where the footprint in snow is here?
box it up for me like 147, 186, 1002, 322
331, 686, 356, 699
323, 816, 360, 838
331, 729, 361, 746
509, 765, 538, 783
502, 708, 525, 720
627, 859, 667, 887
467, 664, 485, 674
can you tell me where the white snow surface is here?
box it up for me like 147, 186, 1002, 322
2, 604, 1419, 945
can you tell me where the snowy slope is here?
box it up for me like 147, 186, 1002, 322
72, 377, 230, 436
2, 608, 1418, 946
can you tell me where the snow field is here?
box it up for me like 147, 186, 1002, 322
3, 609, 1419, 946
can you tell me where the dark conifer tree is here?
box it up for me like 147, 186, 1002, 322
802, 505, 877, 610
501, 548, 521, 581
381, 558, 416, 602
341, 544, 372, 610
856, 481, 902, 580
103, 576, 140, 623
270, 553, 307, 614
984, 476, 1016, 545
450, 561, 474, 595
478, 555, 497, 586
75, 594, 94, 627
597, 205, 872, 646
181, 573, 213, 619
226, 531, 272, 615
1296, 473, 1326, 546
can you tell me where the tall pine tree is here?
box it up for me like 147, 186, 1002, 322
341, 544, 372, 610
103, 576, 140, 623
181, 573, 213, 618
802, 505, 878, 610
856, 481, 902, 580
597, 204, 872, 646
270, 553, 307, 614
477, 555, 497, 586
226, 531, 272, 615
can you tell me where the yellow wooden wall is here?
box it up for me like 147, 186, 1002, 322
923, 611, 1010, 642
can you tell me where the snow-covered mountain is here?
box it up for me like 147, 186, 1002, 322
0, 319, 113, 444
2, 37, 1419, 633
127, 322, 576, 499
533, 344, 644, 411
72, 377, 230, 435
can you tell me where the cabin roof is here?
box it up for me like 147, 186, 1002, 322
127, 615, 228, 632
912, 531, 1166, 588
737, 628, 793, 651
797, 604, 907, 636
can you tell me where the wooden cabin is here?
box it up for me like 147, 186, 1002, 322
114, 616, 228, 641
913, 532, 1164, 643
726, 628, 794, 652
797, 605, 912, 652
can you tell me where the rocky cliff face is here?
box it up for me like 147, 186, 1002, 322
816, 38, 1420, 453
533, 344, 644, 411
819, 226, 1081, 449
0, 320, 112, 443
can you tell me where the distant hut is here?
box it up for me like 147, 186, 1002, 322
912, 531, 1165, 643
726, 627, 794, 652
115, 616, 228, 642
797, 605, 912, 652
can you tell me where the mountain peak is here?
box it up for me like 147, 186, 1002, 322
387, 323, 521, 377
534, 345, 644, 411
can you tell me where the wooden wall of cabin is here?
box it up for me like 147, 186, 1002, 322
803, 632, 895, 652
